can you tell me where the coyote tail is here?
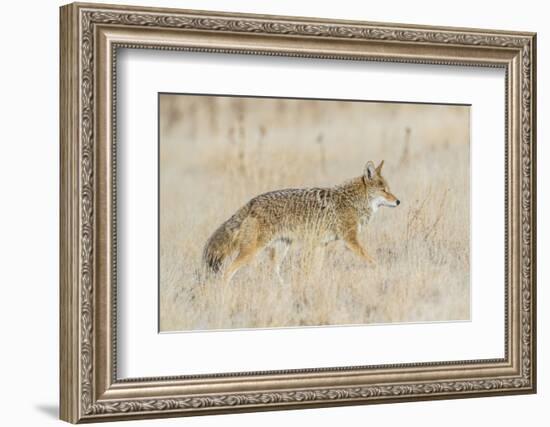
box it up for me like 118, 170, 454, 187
202, 205, 250, 274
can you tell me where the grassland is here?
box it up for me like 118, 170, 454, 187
159, 95, 470, 332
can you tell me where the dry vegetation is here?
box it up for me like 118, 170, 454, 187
159, 95, 470, 332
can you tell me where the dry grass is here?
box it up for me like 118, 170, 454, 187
159, 95, 470, 332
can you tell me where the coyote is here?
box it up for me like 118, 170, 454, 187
203, 160, 400, 284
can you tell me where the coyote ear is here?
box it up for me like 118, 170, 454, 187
364, 161, 376, 180
376, 160, 385, 174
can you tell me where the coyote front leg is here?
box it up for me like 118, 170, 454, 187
343, 230, 376, 265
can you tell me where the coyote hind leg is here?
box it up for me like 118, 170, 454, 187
223, 218, 266, 284
223, 243, 263, 284
268, 238, 291, 285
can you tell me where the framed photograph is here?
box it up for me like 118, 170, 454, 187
60, 2, 537, 423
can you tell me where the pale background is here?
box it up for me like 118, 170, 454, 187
117, 47, 503, 377
0, 0, 546, 426
159, 96, 470, 332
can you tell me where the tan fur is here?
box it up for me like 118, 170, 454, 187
202, 160, 399, 284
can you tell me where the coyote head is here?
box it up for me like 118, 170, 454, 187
363, 160, 400, 210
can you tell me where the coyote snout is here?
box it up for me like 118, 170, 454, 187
202, 160, 399, 284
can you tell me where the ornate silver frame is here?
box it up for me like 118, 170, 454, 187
60, 2, 537, 423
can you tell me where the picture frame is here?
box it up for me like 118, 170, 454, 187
59, 2, 537, 423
